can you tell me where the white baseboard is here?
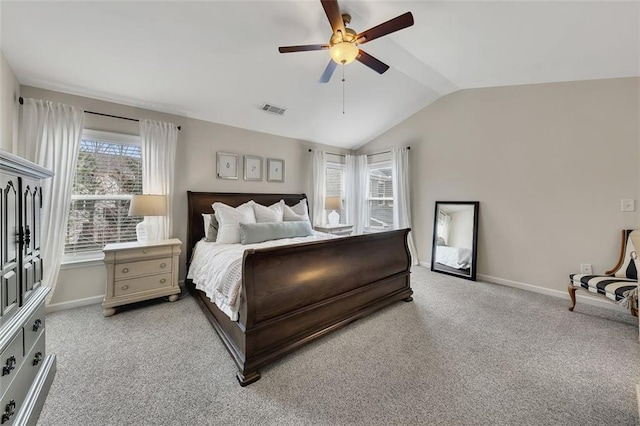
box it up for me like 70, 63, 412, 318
415, 263, 627, 313
45, 279, 187, 313
45, 295, 104, 314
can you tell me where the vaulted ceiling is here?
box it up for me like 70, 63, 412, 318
2, 1, 638, 149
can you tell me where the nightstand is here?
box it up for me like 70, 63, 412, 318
314, 224, 353, 236
102, 238, 182, 317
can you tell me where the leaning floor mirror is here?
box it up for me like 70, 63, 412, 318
431, 201, 479, 281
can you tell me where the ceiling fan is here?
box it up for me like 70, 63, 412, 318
278, 0, 414, 83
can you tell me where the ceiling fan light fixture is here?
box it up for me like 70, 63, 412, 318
329, 42, 358, 64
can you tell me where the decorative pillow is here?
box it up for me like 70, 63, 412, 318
253, 201, 284, 223
201, 213, 219, 242
282, 199, 310, 223
616, 230, 640, 279
213, 201, 256, 244
239, 221, 313, 245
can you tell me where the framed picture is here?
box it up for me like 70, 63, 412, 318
217, 152, 238, 179
267, 158, 285, 183
244, 155, 263, 181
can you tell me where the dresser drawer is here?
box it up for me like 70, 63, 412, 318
23, 302, 45, 355
114, 258, 172, 280
114, 273, 173, 297
115, 246, 173, 262
0, 331, 24, 398
22, 333, 45, 391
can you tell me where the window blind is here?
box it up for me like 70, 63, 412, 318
65, 135, 142, 255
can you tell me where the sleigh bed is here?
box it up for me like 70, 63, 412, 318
185, 191, 413, 386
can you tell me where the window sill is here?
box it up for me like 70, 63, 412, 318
60, 252, 105, 270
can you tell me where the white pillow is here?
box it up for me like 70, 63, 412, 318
213, 201, 256, 244
282, 199, 310, 223
253, 201, 284, 223
202, 213, 213, 239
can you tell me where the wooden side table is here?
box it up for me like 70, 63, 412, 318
314, 224, 353, 236
102, 238, 182, 317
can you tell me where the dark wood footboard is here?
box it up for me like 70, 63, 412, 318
186, 192, 413, 385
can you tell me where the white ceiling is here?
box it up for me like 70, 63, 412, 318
1, 1, 638, 149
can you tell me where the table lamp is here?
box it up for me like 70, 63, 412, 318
129, 194, 166, 242
324, 197, 343, 226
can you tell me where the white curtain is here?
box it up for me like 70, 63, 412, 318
310, 149, 326, 227
392, 147, 418, 265
139, 120, 179, 240
18, 98, 84, 303
345, 154, 368, 235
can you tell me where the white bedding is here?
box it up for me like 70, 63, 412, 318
435, 245, 472, 269
187, 231, 337, 321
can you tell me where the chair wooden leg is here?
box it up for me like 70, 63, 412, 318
568, 284, 577, 312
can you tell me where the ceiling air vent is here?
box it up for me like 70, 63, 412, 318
261, 103, 286, 116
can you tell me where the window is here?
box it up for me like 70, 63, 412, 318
366, 162, 393, 231
64, 130, 142, 257
325, 162, 346, 224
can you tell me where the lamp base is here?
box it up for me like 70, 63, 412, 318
136, 219, 159, 243
328, 210, 339, 227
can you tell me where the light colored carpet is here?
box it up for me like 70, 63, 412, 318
37, 266, 639, 425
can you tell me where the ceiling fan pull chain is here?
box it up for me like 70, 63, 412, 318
342, 64, 346, 114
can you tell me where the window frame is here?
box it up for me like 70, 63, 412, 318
365, 160, 394, 233
62, 129, 142, 264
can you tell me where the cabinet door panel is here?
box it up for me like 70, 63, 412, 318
0, 174, 19, 318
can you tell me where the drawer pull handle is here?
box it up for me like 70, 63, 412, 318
1, 400, 15, 424
2, 356, 15, 376
33, 352, 43, 366
32, 318, 42, 332
121, 285, 129, 291
143, 249, 148, 254
160, 263, 167, 268
160, 278, 166, 284
122, 268, 129, 274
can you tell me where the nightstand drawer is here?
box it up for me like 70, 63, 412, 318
0, 331, 24, 397
115, 257, 172, 280
115, 245, 173, 262
114, 273, 173, 297
23, 303, 45, 355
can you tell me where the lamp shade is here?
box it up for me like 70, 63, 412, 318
128, 194, 167, 217
324, 197, 343, 211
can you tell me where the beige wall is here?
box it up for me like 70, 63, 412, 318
0, 50, 19, 152
20, 86, 349, 308
358, 77, 640, 296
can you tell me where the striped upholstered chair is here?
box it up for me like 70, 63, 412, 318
568, 230, 639, 317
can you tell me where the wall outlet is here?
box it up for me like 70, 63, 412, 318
580, 263, 592, 274
621, 199, 636, 212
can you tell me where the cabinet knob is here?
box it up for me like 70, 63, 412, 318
160, 278, 166, 284
160, 263, 166, 268
1, 400, 15, 424
32, 318, 42, 332
121, 284, 129, 291
33, 352, 43, 366
143, 249, 148, 254
2, 356, 15, 376
122, 268, 129, 274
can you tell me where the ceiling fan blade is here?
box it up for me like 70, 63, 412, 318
356, 50, 390, 74
319, 60, 338, 83
356, 12, 414, 44
279, 44, 329, 53
321, 0, 345, 36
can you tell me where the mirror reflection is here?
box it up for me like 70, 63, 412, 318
431, 202, 479, 281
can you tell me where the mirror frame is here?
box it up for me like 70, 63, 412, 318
430, 201, 479, 281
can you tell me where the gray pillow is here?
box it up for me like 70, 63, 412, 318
205, 214, 219, 242
239, 221, 313, 245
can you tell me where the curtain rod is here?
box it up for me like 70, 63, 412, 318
19, 97, 181, 131
308, 146, 410, 157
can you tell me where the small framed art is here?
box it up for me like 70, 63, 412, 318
267, 158, 285, 183
244, 155, 263, 181
217, 152, 238, 179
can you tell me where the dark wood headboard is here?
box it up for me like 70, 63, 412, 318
186, 192, 308, 263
